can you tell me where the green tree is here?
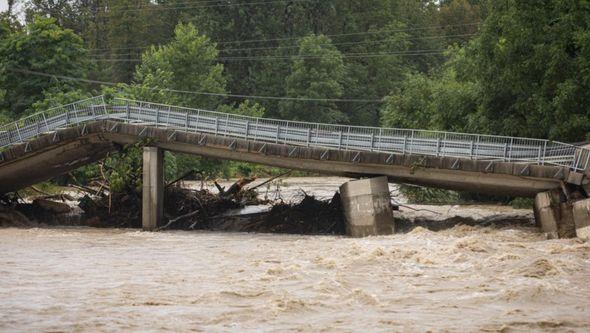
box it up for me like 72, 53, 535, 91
218, 100, 266, 118
130, 22, 227, 110
0, 12, 19, 40
101, 0, 170, 83
466, 0, 590, 141
31, 89, 93, 113
381, 48, 479, 132
279, 35, 347, 123
343, 20, 413, 126
0, 16, 92, 118
438, 0, 481, 46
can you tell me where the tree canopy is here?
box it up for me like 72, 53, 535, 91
0, 16, 92, 117
279, 35, 347, 123
2, 0, 589, 145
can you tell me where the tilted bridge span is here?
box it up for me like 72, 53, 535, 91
0, 96, 589, 236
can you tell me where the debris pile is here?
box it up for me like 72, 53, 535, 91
73, 176, 347, 235
239, 193, 345, 234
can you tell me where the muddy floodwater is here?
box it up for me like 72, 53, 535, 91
1, 178, 590, 332
2, 227, 590, 332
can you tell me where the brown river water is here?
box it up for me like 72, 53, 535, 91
1, 178, 590, 332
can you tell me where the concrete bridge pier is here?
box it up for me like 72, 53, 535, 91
339, 176, 394, 237
534, 189, 577, 239
142, 147, 164, 231
573, 199, 590, 240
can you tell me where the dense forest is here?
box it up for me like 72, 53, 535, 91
0, 0, 589, 183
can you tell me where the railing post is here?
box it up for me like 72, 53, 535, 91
370, 132, 375, 152
503, 142, 509, 162
155, 106, 160, 127
409, 130, 415, 154
306, 128, 311, 147
541, 141, 547, 165
15, 123, 23, 142
284, 121, 289, 144
537, 146, 542, 165
91, 105, 96, 118
402, 136, 407, 154
72, 104, 80, 124
570, 151, 578, 170
42, 113, 49, 132
215, 117, 219, 135
126, 103, 130, 122
275, 125, 280, 144
195, 109, 201, 131
475, 135, 480, 158
338, 131, 343, 149
315, 124, 319, 144
377, 128, 382, 151
101, 95, 108, 115
469, 140, 474, 159
65, 108, 70, 125
436, 137, 441, 157
508, 138, 514, 162
345, 127, 351, 150
138, 101, 144, 120
254, 118, 259, 141
36, 119, 41, 135
225, 114, 229, 136
185, 112, 189, 131
245, 120, 249, 139
166, 106, 171, 127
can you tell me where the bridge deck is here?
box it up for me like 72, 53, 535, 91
0, 96, 588, 195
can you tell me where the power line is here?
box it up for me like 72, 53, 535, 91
221, 33, 475, 52
218, 22, 481, 45
113, 0, 253, 10
8, 68, 385, 103
102, 0, 315, 14
219, 50, 445, 61
88, 49, 446, 62
88, 32, 477, 56
87, 22, 481, 52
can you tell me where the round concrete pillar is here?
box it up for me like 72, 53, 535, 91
339, 176, 394, 237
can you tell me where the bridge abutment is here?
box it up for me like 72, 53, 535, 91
339, 176, 394, 237
142, 147, 164, 231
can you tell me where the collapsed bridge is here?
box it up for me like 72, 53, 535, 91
0, 96, 589, 237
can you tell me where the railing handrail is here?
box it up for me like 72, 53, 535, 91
114, 97, 560, 146
0, 95, 588, 173
0, 95, 107, 131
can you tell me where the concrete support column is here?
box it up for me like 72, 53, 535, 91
142, 147, 164, 231
339, 176, 394, 237
533, 189, 576, 239
573, 198, 590, 240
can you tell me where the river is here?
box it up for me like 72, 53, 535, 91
1, 178, 590, 332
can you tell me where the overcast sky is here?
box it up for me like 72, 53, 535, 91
0, 0, 8, 12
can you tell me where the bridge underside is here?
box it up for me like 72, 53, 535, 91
0, 120, 575, 197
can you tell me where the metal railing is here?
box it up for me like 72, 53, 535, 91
1, 95, 589, 172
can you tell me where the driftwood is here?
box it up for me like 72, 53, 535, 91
69, 184, 101, 196
166, 170, 202, 189
157, 209, 201, 231
30, 186, 51, 196
157, 178, 259, 231
247, 171, 292, 191
216, 177, 257, 198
